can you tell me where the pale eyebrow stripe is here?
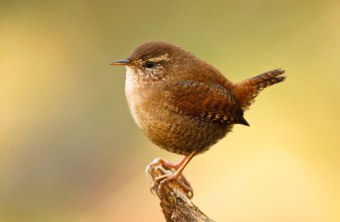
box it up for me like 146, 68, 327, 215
149, 53, 170, 62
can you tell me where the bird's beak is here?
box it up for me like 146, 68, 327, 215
110, 59, 130, 66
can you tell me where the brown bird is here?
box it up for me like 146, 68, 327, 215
111, 42, 285, 192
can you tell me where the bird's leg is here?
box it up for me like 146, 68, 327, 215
150, 155, 188, 171
148, 151, 197, 198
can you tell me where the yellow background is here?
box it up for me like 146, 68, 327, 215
0, 1, 339, 221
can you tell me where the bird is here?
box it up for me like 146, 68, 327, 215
110, 42, 285, 193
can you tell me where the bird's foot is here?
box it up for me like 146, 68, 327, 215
146, 158, 193, 199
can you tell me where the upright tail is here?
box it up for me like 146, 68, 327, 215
233, 69, 286, 110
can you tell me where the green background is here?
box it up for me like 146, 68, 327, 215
0, 0, 339, 221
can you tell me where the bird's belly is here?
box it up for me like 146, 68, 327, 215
140, 109, 233, 155
126, 92, 233, 155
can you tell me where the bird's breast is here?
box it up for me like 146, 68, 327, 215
125, 67, 144, 129
125, 67, 166, 131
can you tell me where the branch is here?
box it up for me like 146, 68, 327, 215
147, 159, 215, 222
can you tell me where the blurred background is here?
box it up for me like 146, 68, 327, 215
0, 0, 339, 221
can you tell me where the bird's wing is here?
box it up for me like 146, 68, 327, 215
166, 80, 249, 125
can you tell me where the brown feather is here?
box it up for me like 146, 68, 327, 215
166, 80, 249, 125
233, 69, 286, 110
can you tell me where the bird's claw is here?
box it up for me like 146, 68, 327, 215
146, 158, 194, 199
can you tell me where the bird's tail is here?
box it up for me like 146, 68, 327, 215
233, 69, 286, 110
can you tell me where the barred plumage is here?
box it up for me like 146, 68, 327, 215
234, 69, 286, 110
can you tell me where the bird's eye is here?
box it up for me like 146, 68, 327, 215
145, 61, 155, 68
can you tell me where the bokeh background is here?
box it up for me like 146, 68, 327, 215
1, 0, 339, 221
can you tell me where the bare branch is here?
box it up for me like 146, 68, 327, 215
147, 159, 215, 222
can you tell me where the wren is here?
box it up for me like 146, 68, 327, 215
111, 42, 285, 192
